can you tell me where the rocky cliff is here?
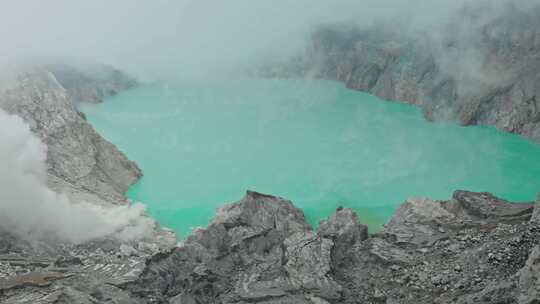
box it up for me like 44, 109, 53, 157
0, 64, 176, 302
266, 2, 540, 144
0, 64, 140, 204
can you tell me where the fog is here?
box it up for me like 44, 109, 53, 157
0, 109, 155, 243
1, 0, 478, 81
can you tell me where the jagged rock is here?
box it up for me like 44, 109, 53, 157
449, 191, 535, 223
384, 192, 535, 245
2, 186, 540, 303
285, 231, 342, 299
318, 207, 368, 265
384, 197, 454, 245
0, 63, 176, 304
124, 191, 344, 303
368, 238, 412, 264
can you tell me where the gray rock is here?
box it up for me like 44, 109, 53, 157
285, 231, 342, 299
318, 207, 368, 265
0, 63, 176, 304
369, 238, 412, 264
384, 197, 454, 245
124, 191, 344, 303
2, 186, 540, 303
0, 66, 141, 203
384, 191, 535, 245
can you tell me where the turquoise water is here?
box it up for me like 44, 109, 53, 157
80, 78, 540, 237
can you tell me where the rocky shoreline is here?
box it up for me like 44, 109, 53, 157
0, 61, 539, 303
261, 2, 540, 144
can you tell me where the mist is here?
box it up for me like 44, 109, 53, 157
1, 0, 480, 81
0, 109, 155, 243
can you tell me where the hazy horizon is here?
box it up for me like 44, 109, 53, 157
1, 0, 484, 80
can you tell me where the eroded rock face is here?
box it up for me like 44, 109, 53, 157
0, 66, 141, 203
318, 207, 368, 265
120, 190, 540, 303
0, 63, 176, 304
124, 191, 346, 303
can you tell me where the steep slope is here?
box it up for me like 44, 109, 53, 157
0, 65, 141, 204
0, 64, 176, 303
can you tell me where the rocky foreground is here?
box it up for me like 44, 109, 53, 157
2, 189, 540, 303
262, 2, 540, 144
0, 63, 176, 302
118, 191, 540, 304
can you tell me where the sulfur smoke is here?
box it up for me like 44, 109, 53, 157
0, 109, 155, 243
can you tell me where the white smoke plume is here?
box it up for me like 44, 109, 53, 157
0, 109, 155, 243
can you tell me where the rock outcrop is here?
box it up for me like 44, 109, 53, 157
114, 190, 539, 303
266, 2, 540, 144
0, 65, 140, 203
123, 191, 344, 303
0, 63, 176, 303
